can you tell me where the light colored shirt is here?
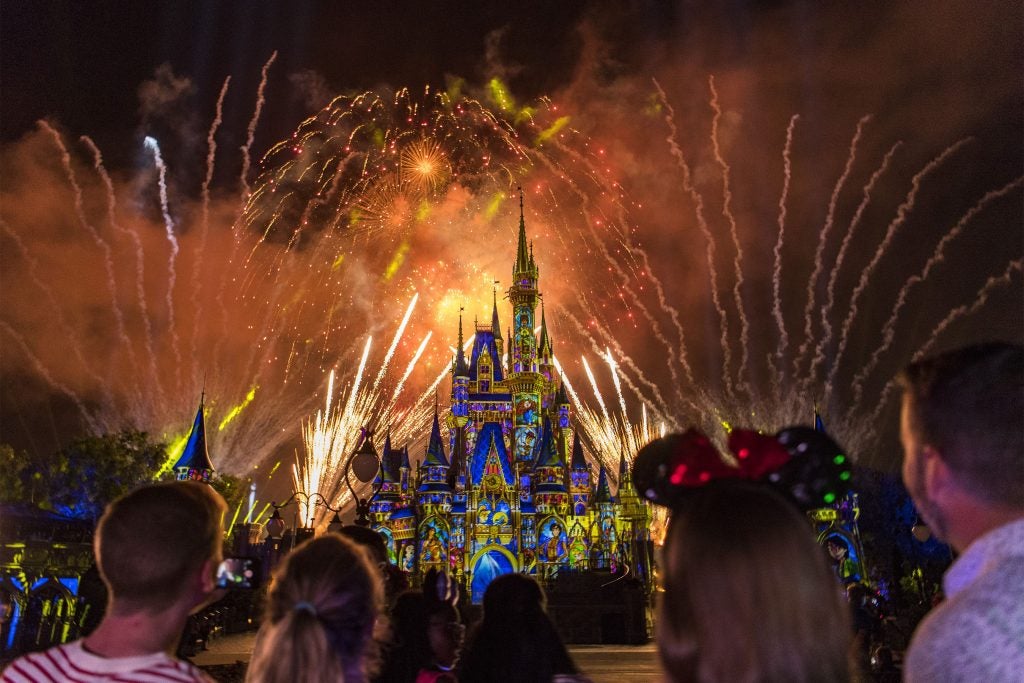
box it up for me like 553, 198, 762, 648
1, 640, 212, 683
904, 516, 1024, 682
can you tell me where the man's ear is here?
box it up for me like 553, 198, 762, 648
923, 446, 954, 500
198, 557, 217, 595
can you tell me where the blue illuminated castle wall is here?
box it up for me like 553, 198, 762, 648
368, 200, 653, 602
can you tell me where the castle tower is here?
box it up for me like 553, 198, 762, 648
175, 393, 215, 482
508, 189, 543, 466
568, 432, 591, 516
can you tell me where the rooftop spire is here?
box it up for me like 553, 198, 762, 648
539, 299, 552, 356
491, 281, 502, 337
514, 186, 531, 274
454, 307, 469, 376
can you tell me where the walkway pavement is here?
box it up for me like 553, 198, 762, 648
192, 631, 662, 682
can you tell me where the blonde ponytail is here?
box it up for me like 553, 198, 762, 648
246, 534, 383, 683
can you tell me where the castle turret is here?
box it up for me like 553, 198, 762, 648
508, 190, 543, 465
175, 393, 215, 482
418, 408, 452, 514
491, 285, 503, 366
533, 416, 569, 517
568, 432, 591, 516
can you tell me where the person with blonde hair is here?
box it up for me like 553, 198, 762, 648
246, 533, 384, 683
633, 427, 855, 683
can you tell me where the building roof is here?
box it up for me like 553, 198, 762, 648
469, 328, 505, 383
175, 396, 215, 473
470, 421, 514, 486
423, 410, 449, 467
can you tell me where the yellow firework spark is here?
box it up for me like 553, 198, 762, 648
399, 137, 450, 195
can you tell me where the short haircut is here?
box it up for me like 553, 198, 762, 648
899, 342, 1024, 507
95, 481, 226, 612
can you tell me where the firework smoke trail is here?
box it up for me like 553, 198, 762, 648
708, 77, 750, 397
143, 136, 185, 393
40, 123, 141, 389
654, 79, 732, 395
582, 356, 613, 432
868, 258, 1023, 428
80, 136, 162, 408
560, 306, 677, 421
851, 178, 1024, 404
605, 348, 629, 422
826, 139, 972, 401
190, 76, 231, 381
371, 294, 418, 392
536, 159, 687, 403
0, 322, 97, 433
794, 116, 871, 382
389, 331, 433, 403
0, 219, 116, 412
810, 142, 903, 386
544, 137, 695, 393
240, 52, 277, 200
769, 115, 799, 385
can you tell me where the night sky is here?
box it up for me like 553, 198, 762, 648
1, 0, 1021, 481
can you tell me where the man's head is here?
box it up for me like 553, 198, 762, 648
898, 342, 1024, 544
95, 481, 227, 614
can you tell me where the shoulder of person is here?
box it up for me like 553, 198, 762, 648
905, 586, 1024, 683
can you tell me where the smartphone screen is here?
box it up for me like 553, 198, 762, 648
215, 557, 259, 589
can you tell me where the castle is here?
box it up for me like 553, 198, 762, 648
368, 195, 653, 602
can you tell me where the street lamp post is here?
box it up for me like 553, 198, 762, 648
266, 491, 345, 551
345, 427, 383, 527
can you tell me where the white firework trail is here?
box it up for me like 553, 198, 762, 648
240, 51, 277, 199
371, 293, 418, 392
40, 122, 140, 387
81, 135, 162, 406
653, 79, 732, 396
605, 347, 629, 422
811, 142, 903, 386
868, 258, 1023, 428
826, 138, 972, 401
770, 114, 799, 385
143, 135, 184, 392
708, 76, 750, 398
795, 115, 871, 380
851, 177, 1024, 405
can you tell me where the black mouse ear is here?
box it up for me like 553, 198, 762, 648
632, 429, 732, 508
771, 426, 853, 510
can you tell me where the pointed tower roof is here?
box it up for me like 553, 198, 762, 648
594, 465, 617, 504
378, 432, 400, 484
423, 408, 450, 466
491, 285, 502, 338
454, 310, 470, 377
555, 377, 569, 406
570, 432, 588, 471
539, 301, 553, 357
618, 451, 629, 480
400, 444, 411, 469
535, 415, 563, 468
175, 394, 215, 474
514, 187, 531, 275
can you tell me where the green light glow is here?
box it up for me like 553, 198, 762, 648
219, 386, 258, 431
158, 432, 189, 477
485, 192, 505, 220
384, 241, 411, 281
833, 454, 846, 465
823, 492, 836, 504
840, 471, 851, 481
487, 78, 515, 113
536, 116, 570, 145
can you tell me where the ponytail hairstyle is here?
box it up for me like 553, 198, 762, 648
246, 533, 384, 683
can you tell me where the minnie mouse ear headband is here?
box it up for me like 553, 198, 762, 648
632, 425, 852, 511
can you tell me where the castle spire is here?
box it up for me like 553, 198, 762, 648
514, 186, 531, 275
175, 393, 215, 481
539, 300, 552, 357
491, 282, 502, 338
454, 307, 469, 376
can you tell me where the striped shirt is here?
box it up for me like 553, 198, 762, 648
1, 640, 212, 683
